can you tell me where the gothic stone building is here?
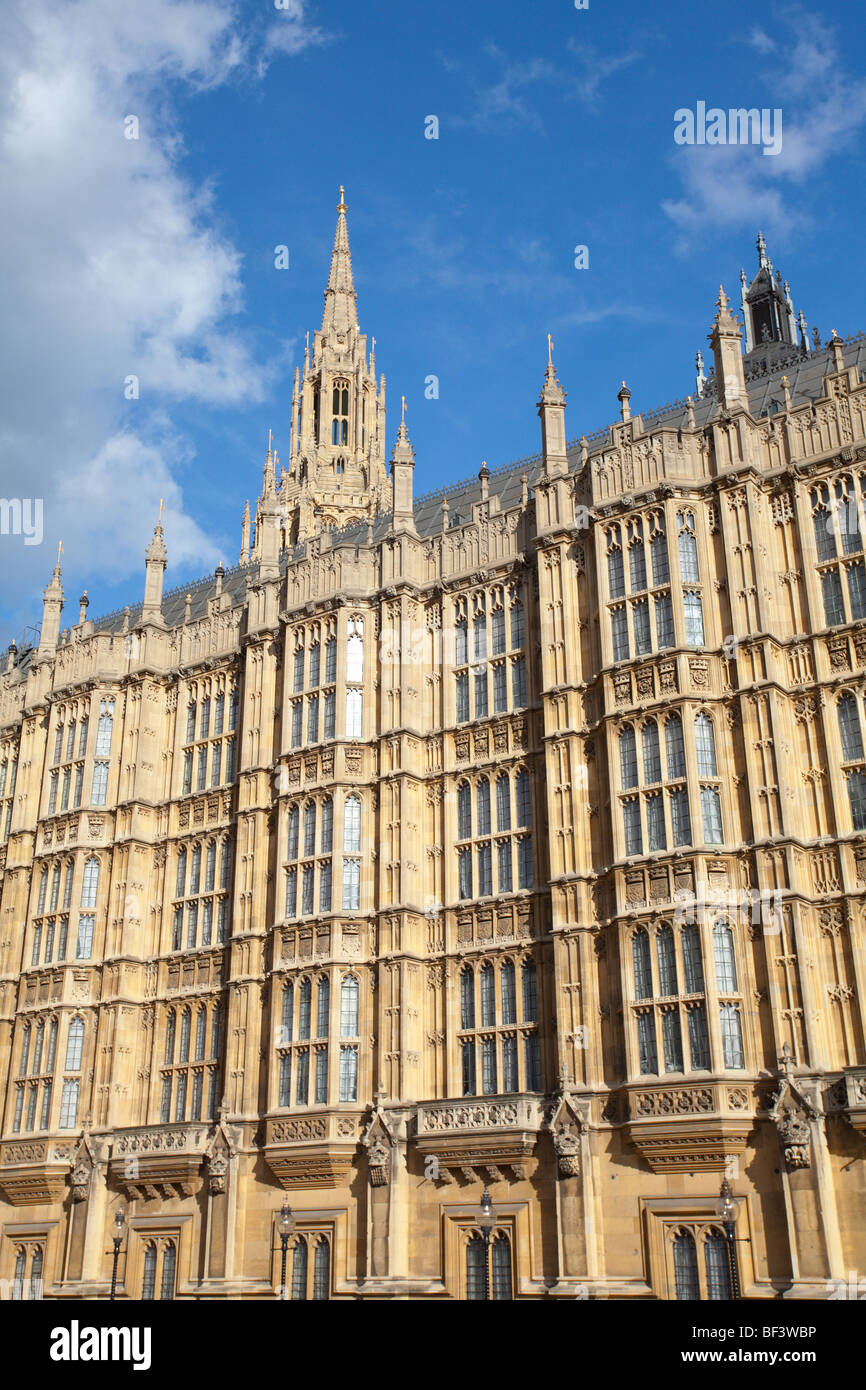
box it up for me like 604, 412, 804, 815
1, 200, 865, 1301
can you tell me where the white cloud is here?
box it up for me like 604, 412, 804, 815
264, 0, 329, 61
446, 40, 641, 132
0, 0, 326, 639
663, 8, 866, 245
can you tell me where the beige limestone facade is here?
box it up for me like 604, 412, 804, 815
1, 202, 865, 1300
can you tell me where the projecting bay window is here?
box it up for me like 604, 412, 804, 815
181, 680, 238, 794
458, 957, 541, 1096
11, 1015, 58, 1133
453, 587, 526, 724
455, 771, 532, 902
811, 475, 866, 627
606, 513, 675, 663
627, 921, 745, 1078
618, 711, 725, 858
275, 972, 358, 1109
160, 1002, 220, 1122
283, 797, 334, 920
171, 837, 232, 950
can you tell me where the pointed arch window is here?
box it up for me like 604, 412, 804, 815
466, 1235, 486, 1300
344, 795, 361, 852
29, 1245, 43, 1300
633, 929, 653, 1000
521, 960, 538, 1022
291, 1238, 308, 1300
501, 961, 516, 1025
460, 968, 475, 1029
316, 976, 330, 1037
607, 529, 625, 598
96, 699, 114, 757
619, 727, 638, 789
665, 715, 686, 780
298, 979, 312, 1040
304, 803, 317, 857
496, 776, 511, 831
516, 770, 531, 827
312, 1237, 330, 1300
677, 512, 699, 582
480, 963, 495, 1027
65, 1018, 84, 1071
704, 1231, 732, 1300
12, 1247, 26, 1301
694, 714, 717, 776
142, 1243, 157, 1300
457, 783, 472, 840
839, 694, 864, 761
80, 857, 99, 908
332, 381, 350, 446
642, 721, 661, 784
656, 926, 677, 995
340, 974, 359, 1035
477, 779, 491, 835
673, 1231, 700, 1300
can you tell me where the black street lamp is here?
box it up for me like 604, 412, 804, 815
110, 1208, 125, 1301
278, 1201, 295, 1301
719, 1179, 741, 1301
477, 1187, 497, 1301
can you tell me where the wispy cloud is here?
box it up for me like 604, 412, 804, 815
262, 0, 330, 65
446, 39, 641, 132
663, 6, 866, 246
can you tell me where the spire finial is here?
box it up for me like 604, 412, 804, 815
401, 394, 407, 428
338, 184, 347, 212
757, 231, 768, 267
547, 332, 554, 366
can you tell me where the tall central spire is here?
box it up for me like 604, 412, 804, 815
322, 184, 359, 339
249, 187, 390, 552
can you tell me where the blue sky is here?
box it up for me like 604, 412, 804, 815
1, 0, 865, 644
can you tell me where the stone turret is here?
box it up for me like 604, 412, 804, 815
141, 509, 167, 625
708, 286, 747, 411
389, 397, 417, 535
538, 335, 568, 478
36, 544, 64, 660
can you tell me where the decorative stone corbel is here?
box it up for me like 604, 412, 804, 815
204, 1120, 234, 1195
547, 1090, 591, 1179
769, 1049, 817, 1170
69, 1134, 97, 1203
361, 1102, 397, 1187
